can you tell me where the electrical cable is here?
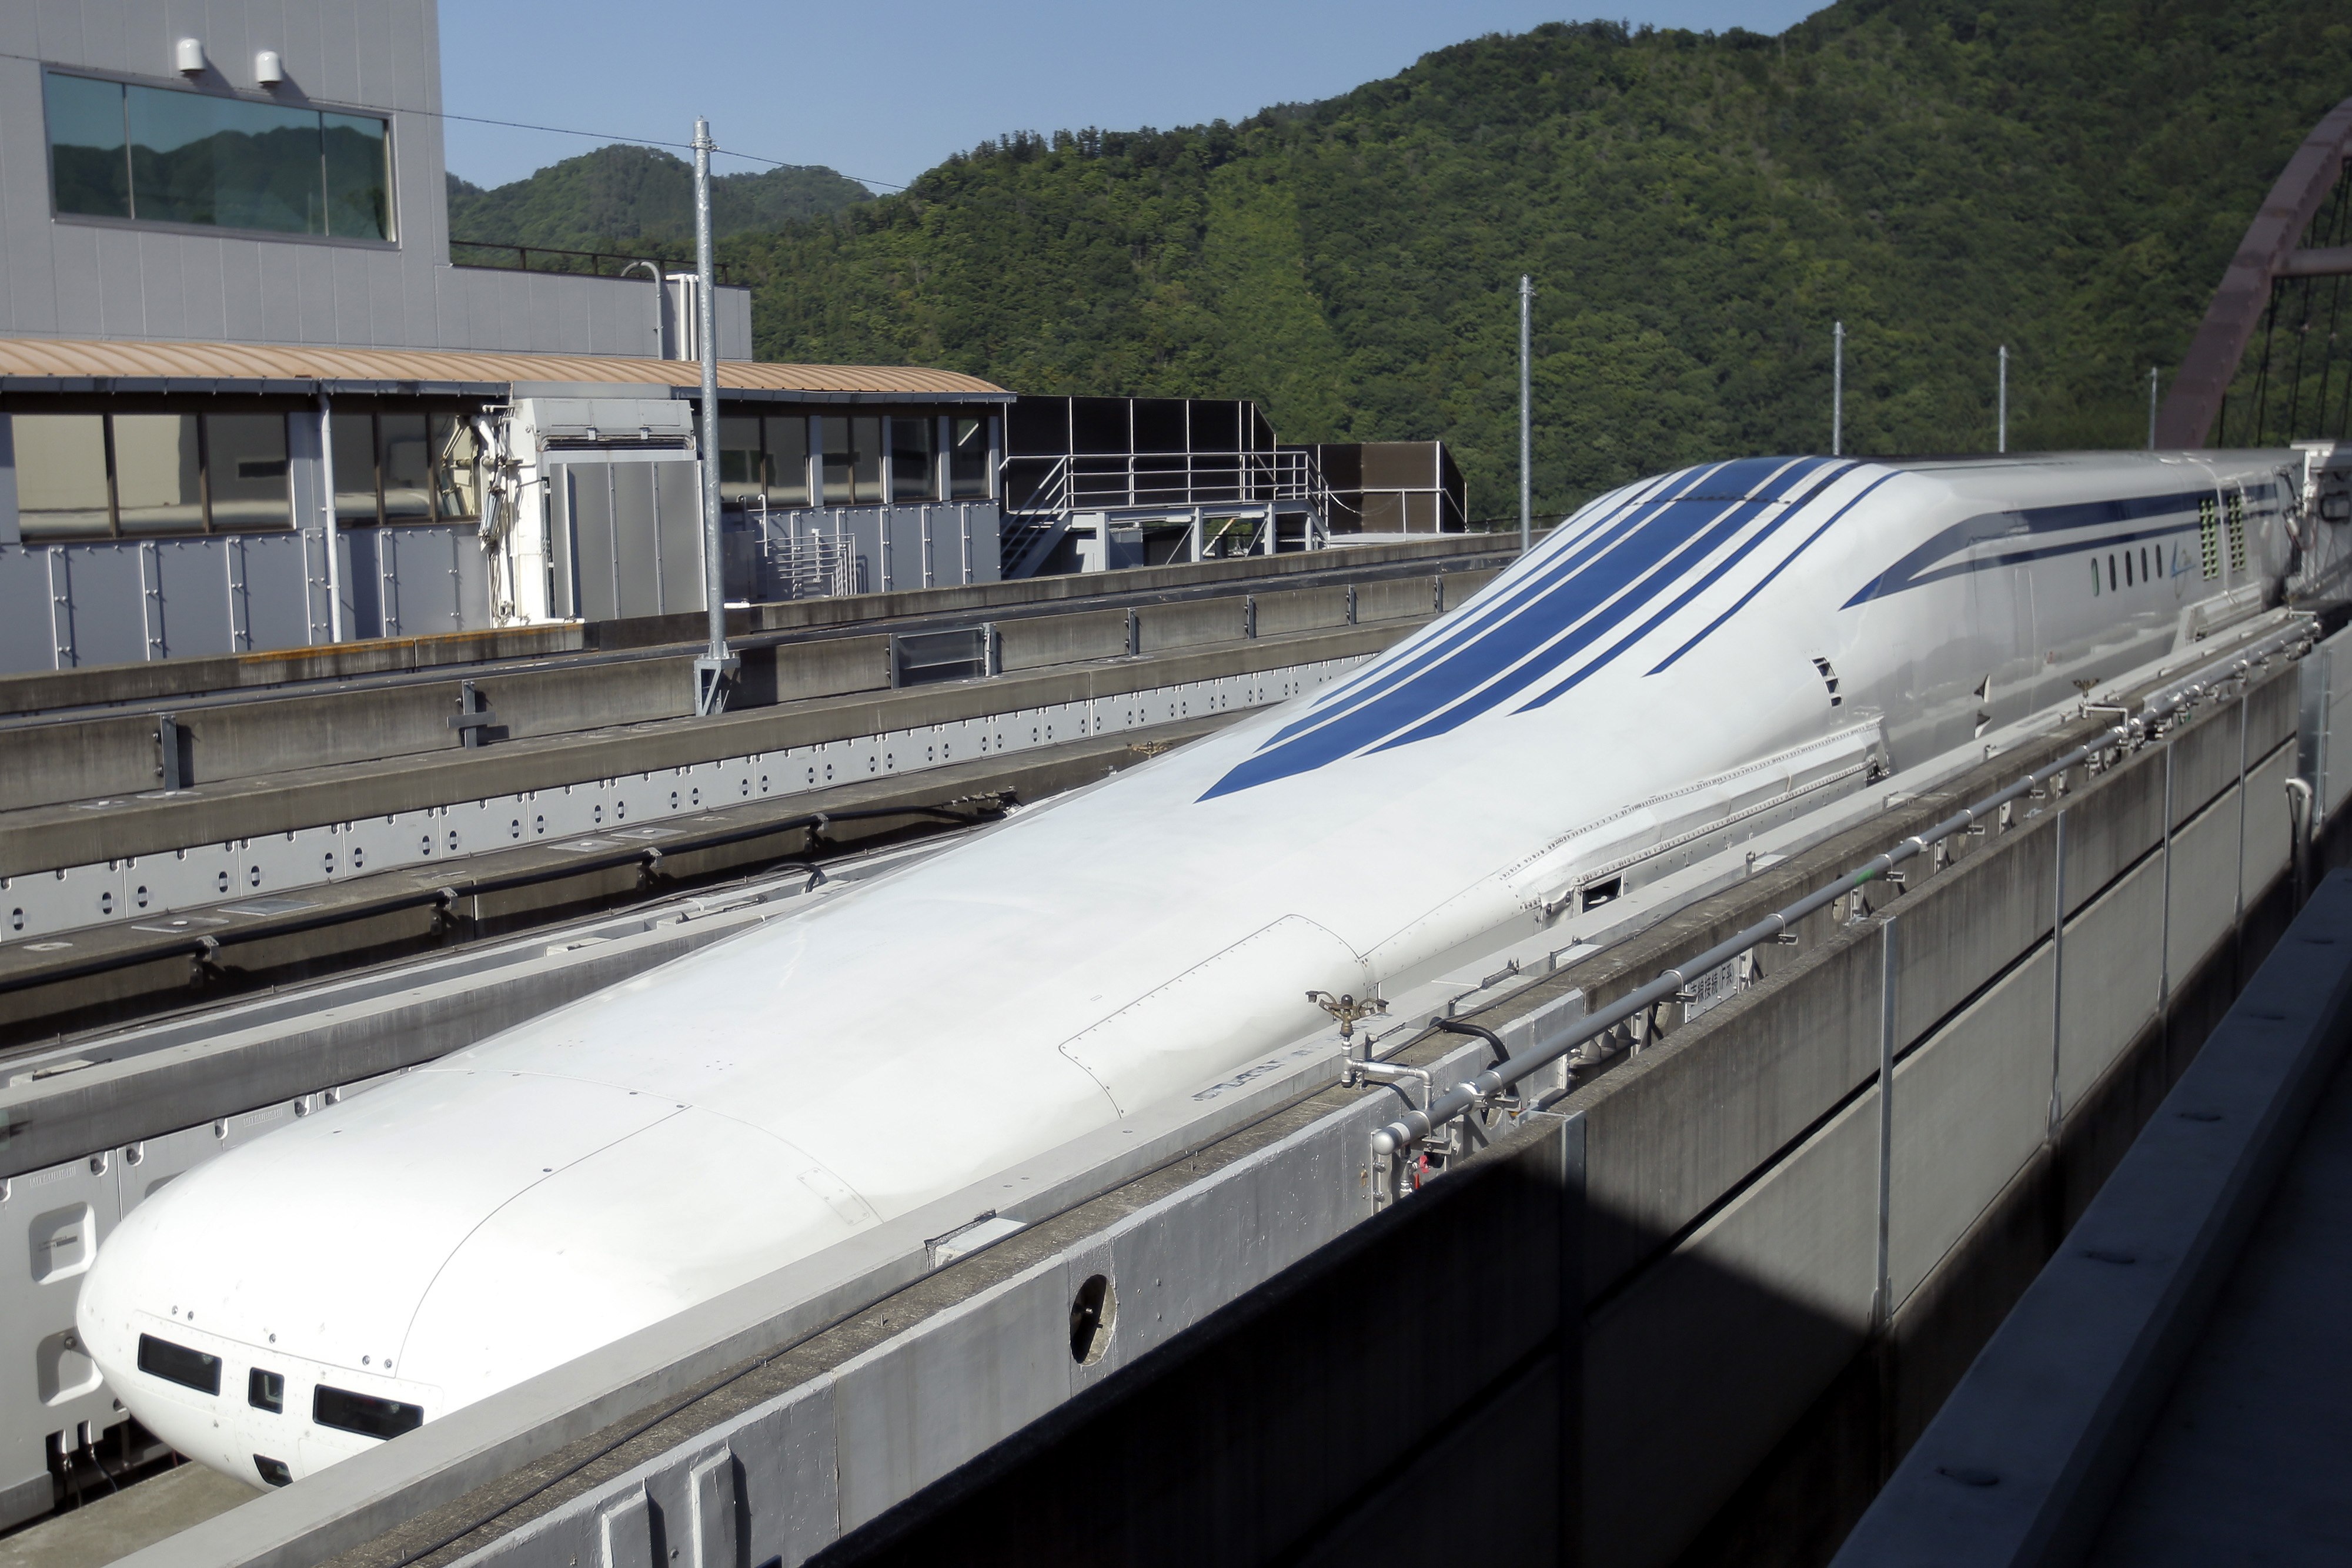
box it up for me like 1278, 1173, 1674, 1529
0, 47, 910, 190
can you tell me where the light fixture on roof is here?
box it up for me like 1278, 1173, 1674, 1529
254, 50, 283, 88
174, 38, 205, 76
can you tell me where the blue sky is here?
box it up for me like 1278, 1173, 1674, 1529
440, 1, 1825, 192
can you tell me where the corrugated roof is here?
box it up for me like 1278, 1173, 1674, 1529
0, 336, 1010, 400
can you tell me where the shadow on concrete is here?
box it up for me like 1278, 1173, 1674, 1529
811, 874, 2295, 1568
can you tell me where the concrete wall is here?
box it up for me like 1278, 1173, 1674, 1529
11, 626, 2308, 1565
731, 655, 2310, 1568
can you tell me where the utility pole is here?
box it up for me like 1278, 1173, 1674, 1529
2148, 367, 2160, 450
1519, 275, 1533, 555
691, 116, 736, 716
1997, 345, 2009, 454
1832, 320, 1845, 457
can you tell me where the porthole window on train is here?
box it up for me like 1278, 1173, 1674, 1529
248, 1368, 284, 1412
137, 1334, 220, 1394
2124, 551, 2133, 587
2107, 554, 2117, 593
312, 1385, 423, 1440
2090, 559, 2100, 597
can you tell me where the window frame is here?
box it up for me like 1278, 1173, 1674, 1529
41, 66, 398, 249
5, 398, 302, 541
325, 400, 486, 527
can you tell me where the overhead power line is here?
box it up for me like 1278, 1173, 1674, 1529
0, 47, 911, 191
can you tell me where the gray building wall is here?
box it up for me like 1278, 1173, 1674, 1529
0, 0, 750, 359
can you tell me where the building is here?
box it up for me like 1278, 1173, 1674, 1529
0, 2, 1468, 678
0, 1, 1011, 674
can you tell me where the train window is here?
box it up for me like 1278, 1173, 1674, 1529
253, 1455, 292, 1487
2124, 551, 2133, 587
136, 1333, 220, 1395
249, 1368, 284, 1413
312, 1385, 423, 1440
2107, 555, 2117, 592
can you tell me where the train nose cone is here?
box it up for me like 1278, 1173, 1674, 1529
74, 1066, 704, 1482
73, 1062, 878, 1484
76, 1191, 227, 1472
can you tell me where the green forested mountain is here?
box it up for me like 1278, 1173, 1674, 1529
715, 0, 2350, 520
446, 144, 870, 254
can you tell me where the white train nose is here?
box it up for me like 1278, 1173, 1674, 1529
76, 1059, 879, 1485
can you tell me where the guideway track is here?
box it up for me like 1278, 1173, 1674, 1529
0, 714, 1233, 1049
0, 536, 1510, 728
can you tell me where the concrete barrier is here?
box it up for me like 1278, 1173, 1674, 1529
1830, 870, 2352, 1568
2, 554, 1512, 811
26, 617, 2327, 1567
997, 609, 1130, 672
0, 624, 1414, 876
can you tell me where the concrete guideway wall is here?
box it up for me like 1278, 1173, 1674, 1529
0, 624, 1417, 943
632, 641, 2313, 1568
1575, 664, 2298, 1568
0, 534, 1506, 716
93, 633, 2325, 1568
0, 570, 1500, 817
1833, 870, 2352, 1567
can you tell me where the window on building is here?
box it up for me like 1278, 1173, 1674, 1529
947, 416, 991, 500
820, 416, 854, 505
330, 410, 379, 520
46, 72, 392, 242
718, 416, 764, 506
765, 415, 811, 508
851, 415, 884, 503
11, 409, 293, 540
724, 414, 814, 509
207, 413, 293, 529
379, 413, 432, 521
12, 414, 112, 539
111, 413, 204, 534
820, 416, 887, 505
889, 416, 935, 502
326, 410, 477, 525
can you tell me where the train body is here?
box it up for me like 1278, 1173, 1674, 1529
78, 449, 2316, 1485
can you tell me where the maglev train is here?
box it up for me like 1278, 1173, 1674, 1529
81, 449, 2318, 1487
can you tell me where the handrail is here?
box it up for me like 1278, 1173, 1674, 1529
1368, 614, 2320, 1169
450, 239, 743, 287
998, 447, 1338, 521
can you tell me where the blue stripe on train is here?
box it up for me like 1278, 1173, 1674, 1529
1200, 456, 1832, 798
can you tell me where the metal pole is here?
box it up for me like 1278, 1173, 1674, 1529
690, 116, 735, 716
1997, 345, 2009, 454
1519, 274, 1533, 556
2048, 807, 2067, 1138
1872, 913, 1897, 1330
2149, 367, 2160, 450
1832, 320, 1845, 457
317, 393, 343, 643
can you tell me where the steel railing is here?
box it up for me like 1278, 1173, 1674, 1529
449, 240, 743, 287
998, 448, 1338, 520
